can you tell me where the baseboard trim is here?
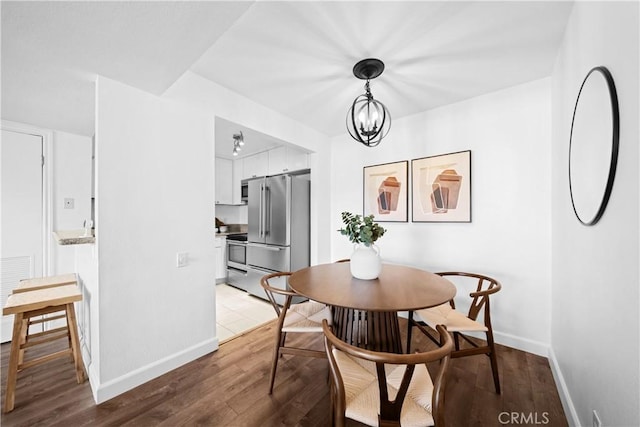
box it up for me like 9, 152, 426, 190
548, 347, 580, 427
88, 362, 101, 403
92, 338, 219, 404
493, 330, 548, 357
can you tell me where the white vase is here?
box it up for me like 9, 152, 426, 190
350, 244, 382, 280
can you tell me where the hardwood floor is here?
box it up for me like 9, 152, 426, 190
1, 319, 567, 426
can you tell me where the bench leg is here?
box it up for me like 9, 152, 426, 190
4, 313, 24, 413
18, 317, 29, 365
65, 303, 85, 383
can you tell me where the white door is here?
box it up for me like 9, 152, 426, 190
1, 129, 44, 342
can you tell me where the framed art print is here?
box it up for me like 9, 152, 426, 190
363, 161, 408, 222
411, 150, 471, 222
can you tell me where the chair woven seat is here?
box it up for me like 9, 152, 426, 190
415, 303, 488, 333
324, 321, 452, 427
334, 350, 436, 427
282, 301, 332, 332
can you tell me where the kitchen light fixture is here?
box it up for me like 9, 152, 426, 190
232, 131, 244, 156
346, 58, 391, 147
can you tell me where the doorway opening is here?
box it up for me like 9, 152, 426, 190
1, 125, 51, 342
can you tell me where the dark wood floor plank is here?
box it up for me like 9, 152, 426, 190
1, 318, 567, 426
527, 352, 567, 426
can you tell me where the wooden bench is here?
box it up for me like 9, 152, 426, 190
2, 274, 85, 413
12, 273, 78, 293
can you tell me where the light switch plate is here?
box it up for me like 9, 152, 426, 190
176, 252, 188, 268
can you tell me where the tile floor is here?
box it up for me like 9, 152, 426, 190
215, 283, 277, 342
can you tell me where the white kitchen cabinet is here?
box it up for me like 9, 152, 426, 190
215, 158, 233, 204
215, 236, 227, 283
267, 146, 286, 175
287, 147, 308, 172
241, 151, 268, 180
267, 146, 308, 175
232, 158, 243, 204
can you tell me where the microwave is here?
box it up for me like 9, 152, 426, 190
240, 179, 249, 203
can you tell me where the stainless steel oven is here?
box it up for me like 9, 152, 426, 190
226, 233, 255, 294
226, 238, 247, 271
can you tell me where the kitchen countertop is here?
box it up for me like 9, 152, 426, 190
215, 231, 246, 238
215, 224, 247, 238
53, 229, 95, 245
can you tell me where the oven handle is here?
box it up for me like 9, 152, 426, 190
227, 266, 248, 274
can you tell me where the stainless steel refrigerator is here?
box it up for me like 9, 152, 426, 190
239, 174, 310, 302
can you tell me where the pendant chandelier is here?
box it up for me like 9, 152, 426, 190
232, 131, 244, 156
346, 58, 391, 147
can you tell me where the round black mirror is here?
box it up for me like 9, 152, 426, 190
569, 66, 619, 226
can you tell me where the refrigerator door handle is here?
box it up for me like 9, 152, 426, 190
250, 265, 270, 273
258, 183, 264, 238
247, 243, 284, 251
264, 184, 270, 237
248, 265, 277, 275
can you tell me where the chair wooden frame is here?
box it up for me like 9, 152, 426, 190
323, 320, 453, 427
260, 272, 327, 394
406, 272, 502, 394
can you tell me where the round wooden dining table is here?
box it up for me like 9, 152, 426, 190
288, 262, 456, 353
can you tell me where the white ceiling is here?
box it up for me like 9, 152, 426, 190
1, 1, 574, 143
215, 116, 293, 160
1, 1, 252, 135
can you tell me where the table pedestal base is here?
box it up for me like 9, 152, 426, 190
331, 307, 402, 353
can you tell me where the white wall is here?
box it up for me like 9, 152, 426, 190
93, 76, 217, 402
51, 130, 92, 274
331, 78, 553, 355
215, 204, 247, 225
75, 241, 99, 400
71, 68, 333, 403
550, 2, 639, 426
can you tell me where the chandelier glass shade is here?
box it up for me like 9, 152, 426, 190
346, 58, 391, 147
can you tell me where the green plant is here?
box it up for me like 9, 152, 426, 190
338, 211, 386, 247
